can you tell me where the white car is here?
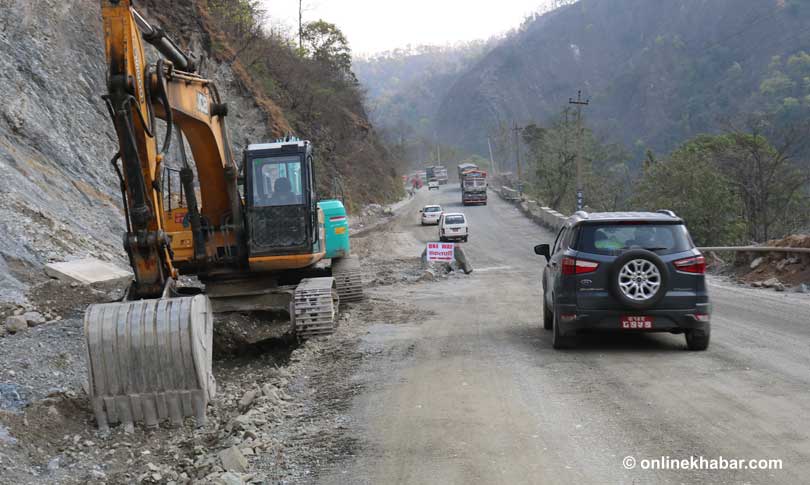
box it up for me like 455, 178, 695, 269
439, 212, 468, 242
420, 205, 443, 225
428, 180, 440, 190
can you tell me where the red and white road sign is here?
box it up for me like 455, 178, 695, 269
426, 242, 455, 262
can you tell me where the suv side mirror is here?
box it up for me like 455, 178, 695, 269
534, 244, 551, 261
418, 209, 423, 212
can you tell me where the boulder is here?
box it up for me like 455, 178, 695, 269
214, 472, 245, 485
749, 257, 764, 269
22, 311, 46, 326
4, 315, 28, 333
419, 269, 436, 282
453, 246, 473, 274
761, 277, 781, 288
218, 446, 248, 473
239, 389, 259, 411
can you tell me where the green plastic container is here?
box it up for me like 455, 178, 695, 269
318, 199, 350, 259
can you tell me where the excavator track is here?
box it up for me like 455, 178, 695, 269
331, 255, 364, 303
294, 277, 339, 338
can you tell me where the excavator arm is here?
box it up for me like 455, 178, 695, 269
83, 0, 244, 432
101, 0, 242, 298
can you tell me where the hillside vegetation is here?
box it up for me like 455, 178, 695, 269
155, 0, 403, 207
353, 42, 495, 164
436, 0, 810, 157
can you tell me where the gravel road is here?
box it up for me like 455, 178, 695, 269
317, 185, 810, 484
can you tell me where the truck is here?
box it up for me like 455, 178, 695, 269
461, 169, 488, 205
426, 165, 449, 185
457, 162, 478, 188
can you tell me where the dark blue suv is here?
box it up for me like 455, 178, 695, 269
534, 211, 711, 350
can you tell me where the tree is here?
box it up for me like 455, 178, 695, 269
635, 140, 744, 246
521, 108, 630, 213
711, 117, 810, 241
301, 20, 353, 80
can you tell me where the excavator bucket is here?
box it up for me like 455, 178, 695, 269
83, 295, 216, 431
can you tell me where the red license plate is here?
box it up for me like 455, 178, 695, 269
621, 316, 654, 329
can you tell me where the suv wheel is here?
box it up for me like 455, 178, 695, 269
543, 300, 553, 330
552, 309, 575, 349
685, 328, 710, 351
611, 249, 669, 310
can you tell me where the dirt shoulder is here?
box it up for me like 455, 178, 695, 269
0, 195, 424, 484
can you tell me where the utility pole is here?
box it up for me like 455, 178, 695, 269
487, 136, 497, 176
512, 122, 522, 193
298, 0, 303, 50
569, 90, 589, 211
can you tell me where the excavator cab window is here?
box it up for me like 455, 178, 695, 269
252, 156, 304, 207
243, 142, 316, 255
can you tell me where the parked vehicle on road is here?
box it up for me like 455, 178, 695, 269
428, 180, 440, 190
439, 212, 469, 242
420, 205, 443, 225
535, 210, 710, 350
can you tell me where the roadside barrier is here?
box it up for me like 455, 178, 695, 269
697, 246, 810, 254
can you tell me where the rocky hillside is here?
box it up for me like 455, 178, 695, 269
0, 0, 400, 304
436, 0, 810, 155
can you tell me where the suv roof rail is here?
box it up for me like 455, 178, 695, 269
574, 210, 589, 219
656, 209, 677, 218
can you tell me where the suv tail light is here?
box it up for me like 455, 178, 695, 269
674, 255, 706, 274
562, 257, 599, 275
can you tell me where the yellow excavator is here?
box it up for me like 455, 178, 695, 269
84, 1, 362, 432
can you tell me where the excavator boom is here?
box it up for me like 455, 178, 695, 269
86, 0, 242, 431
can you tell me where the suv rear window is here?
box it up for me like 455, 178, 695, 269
424, 207, 441, 212
444, 215, 465, 225
576, 223, 693, 255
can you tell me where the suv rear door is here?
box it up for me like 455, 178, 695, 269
572, 222, 703, 310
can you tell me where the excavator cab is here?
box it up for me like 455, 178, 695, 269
242, 139, 325, 271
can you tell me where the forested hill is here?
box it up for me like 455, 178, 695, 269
435, 0, 810, 156
353, 42, 495, 153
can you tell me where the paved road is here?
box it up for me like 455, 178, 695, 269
320, 185, 810, 484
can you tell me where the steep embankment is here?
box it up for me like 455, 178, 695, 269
437, 0, 810, 154
0, 0, 400, 303
0, 0, 122, 302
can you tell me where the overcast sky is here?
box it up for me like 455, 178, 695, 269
261, 0, 551, 55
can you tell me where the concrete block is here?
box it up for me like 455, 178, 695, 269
44, 258, 132, 285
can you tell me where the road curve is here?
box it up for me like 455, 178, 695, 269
319, 185, 810, 484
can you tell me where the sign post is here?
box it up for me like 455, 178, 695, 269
426, 242, 455, 262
